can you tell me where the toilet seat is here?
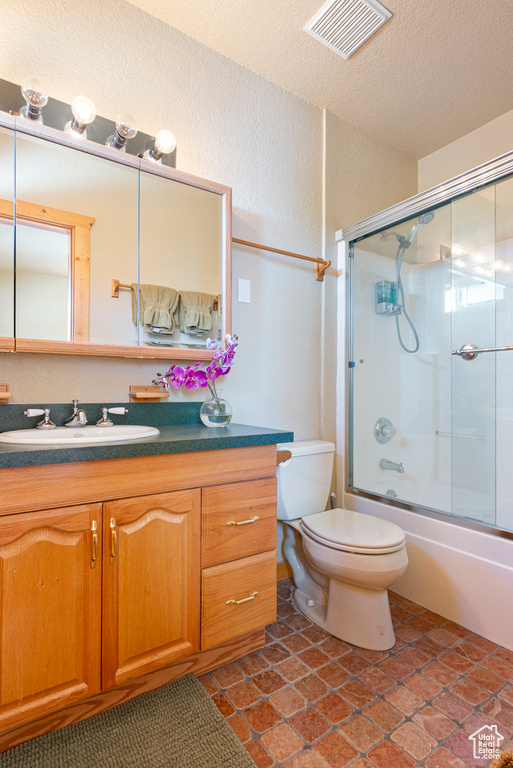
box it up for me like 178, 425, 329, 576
300, 508, 406, 555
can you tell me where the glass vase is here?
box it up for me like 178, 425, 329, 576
200, 393, 232, 428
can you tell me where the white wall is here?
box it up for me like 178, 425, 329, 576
418, 106, 513, 192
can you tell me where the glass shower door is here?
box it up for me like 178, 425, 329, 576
450, 186, 496, 525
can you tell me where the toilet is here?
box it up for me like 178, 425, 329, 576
277, 440, 408, 650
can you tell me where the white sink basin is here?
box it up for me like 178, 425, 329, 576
0, 425, 160, 445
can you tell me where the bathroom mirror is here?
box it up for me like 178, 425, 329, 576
0, 125, 14, 350
1, 113, 231, 360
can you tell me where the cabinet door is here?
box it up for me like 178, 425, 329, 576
0, 504, 101, 729
102, 490, 201, 689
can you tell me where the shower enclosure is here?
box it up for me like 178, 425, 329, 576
347, 158, 513, 535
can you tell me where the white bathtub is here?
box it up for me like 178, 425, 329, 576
344, 488, 513, 651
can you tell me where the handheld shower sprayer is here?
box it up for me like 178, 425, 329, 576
381, 211, 435, 354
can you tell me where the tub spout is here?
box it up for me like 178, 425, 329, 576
380, 458, 404, 473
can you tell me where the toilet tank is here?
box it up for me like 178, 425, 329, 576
277, 440, 335, 521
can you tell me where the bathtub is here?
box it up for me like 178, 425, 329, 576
343, 488, 513, 651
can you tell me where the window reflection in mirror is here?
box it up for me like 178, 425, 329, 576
15, 132, 138, 346
0, 128, 14, 347
138, 169, 223, 349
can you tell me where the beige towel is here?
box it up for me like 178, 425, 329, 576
178, 291, 214, 334
131, 284, 179, 334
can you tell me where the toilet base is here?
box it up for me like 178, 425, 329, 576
293, 577, 396, 651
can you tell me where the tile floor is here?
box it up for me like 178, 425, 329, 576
199, 579, 513, 767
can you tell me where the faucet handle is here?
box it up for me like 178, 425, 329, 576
24, 408, 45, 417
108, 407, 128, 415
96, 408, 113, 426
37, 408, 57, 430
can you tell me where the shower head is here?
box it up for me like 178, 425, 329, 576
405, 211, 435, 246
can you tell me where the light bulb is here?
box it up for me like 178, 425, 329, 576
64, 96, 96, 138
105, 114, 138, 151
143, 129, 176, 163
20, 78, 48, 123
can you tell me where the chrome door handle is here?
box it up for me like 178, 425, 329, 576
452, 343, 513, 360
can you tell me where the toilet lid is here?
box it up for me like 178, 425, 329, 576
300, 508, 405, 553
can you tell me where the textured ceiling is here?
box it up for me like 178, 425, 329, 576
124, 0, 513, 159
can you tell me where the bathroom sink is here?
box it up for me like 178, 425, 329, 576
0, 425, 160, 446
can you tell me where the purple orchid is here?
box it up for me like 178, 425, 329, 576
153, 335, 238, 413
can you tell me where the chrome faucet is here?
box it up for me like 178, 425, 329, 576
64, 399, 88, 427
380, 458, 404, 473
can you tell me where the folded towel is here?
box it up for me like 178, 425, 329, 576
178, 291, 215, 335
131, 284, 179, 334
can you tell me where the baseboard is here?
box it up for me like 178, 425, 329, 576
277, 561, 293, 581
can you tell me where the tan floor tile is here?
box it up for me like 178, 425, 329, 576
228, 714, 252, 744
211, 661, 245, 688
317, 661, 350, 688
432, 691, 474, 721
261, 642, 292, 664
424, 746, 469, 767
359, 666, 396, 694
384, 684, 424, 716
363, 699, 404, 732
481, 655, 513, 680
339, 679, 377, 708
276, 656, 310, 682
412, 704, 458, 739
404, 672, 442, 700
283, 750, 327, 768
423, 660, 459, 686
378, 656, 415, 681
252, 668, 287, 695
243, 700, 282, 734
466, 665, 504, 693
212, 692, 235, 717
449, 678, 489, 705
367, 740, 416, 767
391, 721, 437, 760
261, 722, 304, 762
270, 686, 306, 718
339, 714, 383, 751
299, 647, 330, 669
295, 674, 329, 703
237, 651, 269, 676
316, 693, 353, 724
397, 646, 430, 668
290, 707, 331, 742
226, 680, 261, 709
245, 739, 274, 768
313, 731, 359, 768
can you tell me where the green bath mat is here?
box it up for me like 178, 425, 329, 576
0, 674, 256, 768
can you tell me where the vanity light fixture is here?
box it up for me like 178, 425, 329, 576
105, 114, 138, 151
19, 78, 48, 123
143, 129, 176, 163
64, 96, 96, 138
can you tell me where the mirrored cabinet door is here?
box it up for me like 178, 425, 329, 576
0, 127, 14, 349
138, 169, 223, 351
15, 133, 139, 349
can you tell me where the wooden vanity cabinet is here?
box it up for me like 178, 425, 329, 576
102, 489, 201, 689
0, 504, 102, 731
0, 444, 278, 749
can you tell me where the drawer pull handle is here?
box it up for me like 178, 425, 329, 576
226, 516, 259, 526
110, 518, 117, 564
226, 591, 259, 606
91, 520, 98, 569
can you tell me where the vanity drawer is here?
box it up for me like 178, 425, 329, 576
201, 550, 277, 649
201, 478, 277, 567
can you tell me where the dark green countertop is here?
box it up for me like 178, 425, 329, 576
0, 403, 293, 469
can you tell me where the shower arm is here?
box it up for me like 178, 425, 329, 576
452, 342, 513, 360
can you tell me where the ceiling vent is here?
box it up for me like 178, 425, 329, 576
304, 0, 392, 60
